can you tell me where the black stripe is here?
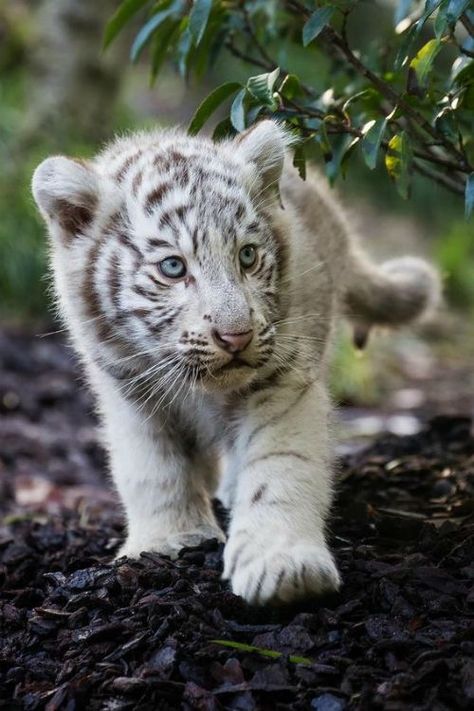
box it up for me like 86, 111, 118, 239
245, 451, 312, 470
147, 238, 173, 250
251, 483, 267, 504
145, 183, 173, 214
144, 306, 183, 335
254, 564, 268, 602
132, 284, 162, 302
191, 227, 199, 255
132, 171, 143, 196
115, 151, 143, 182
118, 233, 143, 260
108, 251, 121, 311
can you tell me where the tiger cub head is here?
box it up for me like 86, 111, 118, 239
32, 121, 294, 393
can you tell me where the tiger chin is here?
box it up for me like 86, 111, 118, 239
32, 120, 440, 605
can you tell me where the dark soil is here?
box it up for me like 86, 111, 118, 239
1, 328, 473, 710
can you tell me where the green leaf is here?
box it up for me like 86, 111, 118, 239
385, 132, 413, 199
302, 7, 335, 46
211, 640, 313, 666
465, 173, 474, 218
395, 0, 444, 64
394, 24, 419, 70
189, 0, 213, 45
246, 104, 265, 125
446, 0, 471, 24
293, 143, 307, 180
247, 68, 280, 108
409, 0, 448, 39
434, 0, 450, 37
230, 89, 246, 132
361, 118, 387, 170
434, 107, 458, 141
340, 136, 360, 178
421, 0, 444, 21
131, 0, 185, 61
104, 0, 151, 49
150, 18, 181, 81
279, 74, 303, 100
177, 25, 193, 77
314, 122, 332, 162
188, 81, 241, 135
212, 117, 234, 141
409, 38, 442, 86
325, 134, 353, 184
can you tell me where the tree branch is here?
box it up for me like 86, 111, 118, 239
224, 39, 271, 72
413, 161, 465, 195
284, 0, 471, 172
325, 27, 469, 167
226, 4, 468, 195
461, 12, 474, 38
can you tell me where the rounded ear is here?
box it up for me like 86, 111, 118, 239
32, 156, 99, 240
235, 120, 296, 191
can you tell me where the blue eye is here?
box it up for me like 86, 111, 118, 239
159, 256, 186, 279
239, 245, 257, 270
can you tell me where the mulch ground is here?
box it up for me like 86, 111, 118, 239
0, 328, 473, 710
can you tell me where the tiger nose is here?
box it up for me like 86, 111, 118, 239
212, 328, 253, 353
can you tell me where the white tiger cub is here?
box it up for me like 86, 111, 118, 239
32, 121, 440, 605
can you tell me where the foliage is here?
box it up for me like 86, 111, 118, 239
435, 219, 474, 308
330, 326, 381, 405
105, 0, 474, 214
210, 639, 313, 665
0, 70, 133, 320
0, 74, 48, 318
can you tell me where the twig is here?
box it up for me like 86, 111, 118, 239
325, 27, 468, 166
413, 160, 465, 195
284, 0, 470, 171
224, 39, 271, 72
226, 3, 469, 193
461, 12, 474, 38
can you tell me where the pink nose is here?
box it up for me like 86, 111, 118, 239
212, 329, 253, 353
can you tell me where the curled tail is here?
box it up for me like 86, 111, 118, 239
343, 249, 441, 348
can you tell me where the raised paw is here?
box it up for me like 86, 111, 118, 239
115, 523, 225, 561
223, 533, 340, 605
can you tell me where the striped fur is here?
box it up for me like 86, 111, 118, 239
32, 121, 440, 604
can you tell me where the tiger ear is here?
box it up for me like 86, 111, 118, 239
236, 120, 295, 191
32, 156, 99, 241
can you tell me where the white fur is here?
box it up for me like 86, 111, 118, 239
32, 121, 440, 605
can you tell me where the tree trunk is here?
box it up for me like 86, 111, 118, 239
25, 0, 128, 146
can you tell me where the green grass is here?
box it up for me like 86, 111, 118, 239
330, 326, 381, 405
0, 73, 47, 318
0, 70, 136, 321
210, 639, 313, 665
435, 221, 474, 311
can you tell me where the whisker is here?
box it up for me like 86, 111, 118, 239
278, 261, 324, 286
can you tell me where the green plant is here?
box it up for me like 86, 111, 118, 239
435, 220, 474, 308
105, 0, 474, 213
0, 74, 47, 318
0, 73, 136, 320
330, 327, 381, 405
210, 639, 313, 665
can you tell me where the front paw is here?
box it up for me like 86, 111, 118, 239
116, 523, 225, 561
223, 531, 340, 605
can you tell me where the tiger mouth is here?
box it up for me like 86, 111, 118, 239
220, 360, 251, 371
218, 356, 253, 372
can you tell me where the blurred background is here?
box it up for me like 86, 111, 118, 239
1, 0, 473, 452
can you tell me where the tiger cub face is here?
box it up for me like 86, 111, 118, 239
32, 122, 293, 393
